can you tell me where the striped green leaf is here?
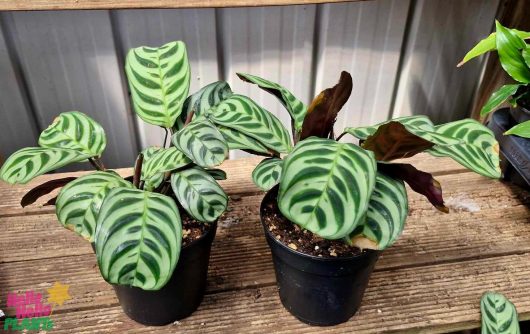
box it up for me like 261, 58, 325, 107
56, 171, 133, 241
141, 147, 191, 191
481, 292, 520, 334
206, 168, 227, 180
237, 73, 307, 133
350, 173, 408, 250
125, 41, 191, 128
39, 111, 106, 157
95, 187, 182, 290
345, 115, 435, 141
0, 147, 89, 184
218, 126, 271, 156
496, 21, 530, 83
208, 94, 292, 154
172, 117, 228, 168
427, 119, 501, 178
278, 137, 376, 239
171, 167, 227, 222
174, 81, 233, 131
252, 158, 283, 191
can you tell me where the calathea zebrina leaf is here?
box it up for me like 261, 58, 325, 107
56, 171, 133, 241
39, 111, 106, 157
344, 115, 435, 141
207, 94, 292, 154
125, 41, 191, 128
21, 177, 77, 208
237, 73, 307, 134
173, 81, 233, 131
206, 168, 227, 181
299, 71, 353, 140
481, 292, 520, 334
378, 162, 448, 213
252, 157, 283, 191
350, 172, 408, 250
278, 137, 376, 239
172, 116, 228, 168
95, 187, 182, 290
218, 126, 272, 156
141, 147, 191, 191
171, 167, 228, 222
0, 147, 89, 184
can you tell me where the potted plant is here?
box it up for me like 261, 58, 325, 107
236, 71, 501, 325
0, 40, 299, 325
459, 21, 530, 189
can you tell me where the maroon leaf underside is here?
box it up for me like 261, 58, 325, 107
20, 177, 77, 208
378, 162, 449, 213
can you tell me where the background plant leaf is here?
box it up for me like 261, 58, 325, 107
95, 187, 182, 290
141, 147, 191, 191
480, 84, 521, 116
39, 111, 106, 157
252, 157, 283, 191
504, 119, 530, 138
278, 137, 376, 239
496, 21, 530, 83
481, 292, 520, 334
300, 71, 353, 140
21, 176, 77, 207
218, 126, 272, 156
125, 41, 191, 128
345, 115, 435, 141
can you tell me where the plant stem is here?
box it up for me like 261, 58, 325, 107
89, 158, 103, 171
133, 153, 143, 189
336, 132, 347, 142
184, 111, 195, 126
163, 128, 169, 148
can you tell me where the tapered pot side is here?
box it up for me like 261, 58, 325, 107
260, 186, 380, 326
91, 223, 217, 326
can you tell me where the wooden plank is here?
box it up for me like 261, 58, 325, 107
5, 254, 530, 333
0, 0, 363, 11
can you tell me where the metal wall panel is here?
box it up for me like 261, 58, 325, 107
392, 0, 500, 123
314, 0, 411, 136
113, 9, 220, 148
2, 10, 137, 168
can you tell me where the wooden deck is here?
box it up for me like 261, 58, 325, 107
1, 154, 529, 333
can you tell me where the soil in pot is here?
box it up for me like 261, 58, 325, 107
261, 186, 380, 326
112, 212, 217, 326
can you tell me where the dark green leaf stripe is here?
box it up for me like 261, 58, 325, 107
39, 111, 106, 157
125, 41, 191, 128
252, 157, 283, 191
0, 147, 89, 184
350, 172, 408, 250
141, 147, 191, 191
345, 115, 435, 140
278, 137, 376, 239
171, 167, 228, 222
428, 119, 501, 178
173, 117, 228, 168
56, 171, 132, 241
481, 292, 520, 334
174, 81, 233, 131
237, 73, 307, 132
95, 187, 182, 290
208, 94, 292, 154
206, 168, 227, 180
218, 126, 271, 155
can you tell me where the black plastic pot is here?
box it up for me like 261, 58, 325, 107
260, 186, 380, 326
488, 108, 530, 190
93, 223, 216, 326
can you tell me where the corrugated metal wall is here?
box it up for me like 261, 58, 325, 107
0, 0, 499, 167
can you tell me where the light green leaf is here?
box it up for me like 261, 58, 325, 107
496, 21, 530, 83
481, 84, 521, 116
206, 168, 227, 180
505, 120, 530, 138
218, 126, 271, 156
174, 81, 233, 131
237, 73, 307, 133
523, 47, 530, 69
278, 137, 376, 239
171, 167, 228, 222
458, 29, 530, 66
0, 147, 89, 184
481, 292, 520, 334
56, 171, 132, 242
345, 115, 435, 141
172, 117, 228, 168
95, 187, 182, 291
252, 158, 283, 191
125, 41, 191, 128
141, 146, 191, 191
39, 111, 106, 157
208, 94, 293, 154
349, 173, 408, 250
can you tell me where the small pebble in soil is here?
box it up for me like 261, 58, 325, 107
288, 243, 297, 250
